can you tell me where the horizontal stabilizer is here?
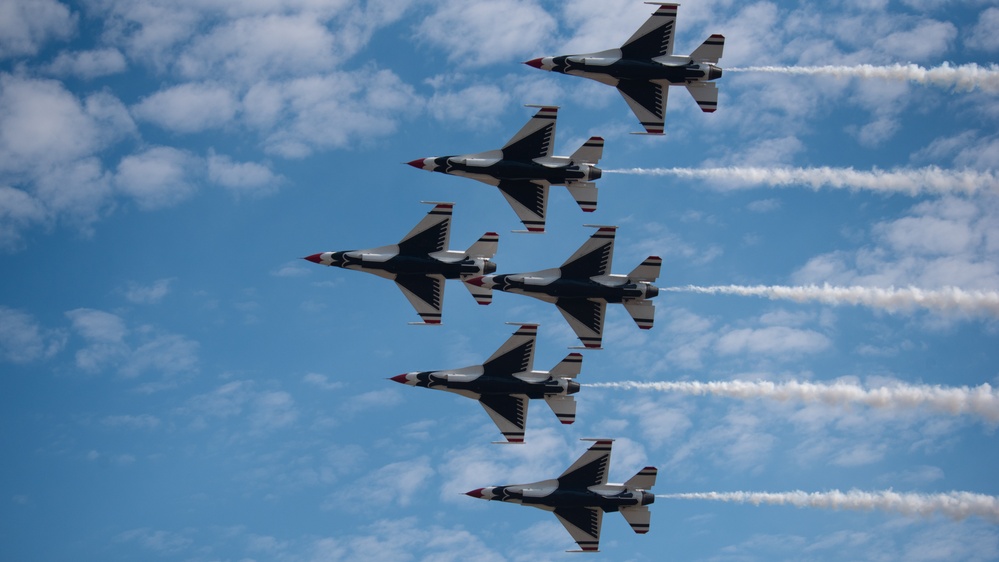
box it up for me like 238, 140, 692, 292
569, 136, 604, 164
549, 352, 583, 378
686, 82, 718, 113
628, 256, 662, 282
624, 466, 658, 490
465, 232, 499, 259
462, 279, 492, 305
623, 300, 655, 330
544, 395, 577, 425
620, 505, 652, 534
690, 34, 725, 63
566, 182, 598, 213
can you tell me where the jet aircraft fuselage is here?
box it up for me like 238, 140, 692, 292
541, 54, 722, 85
417, 153, 602, 187
311, 250, 496, 280
470, 483, 654, 512
400, 370, 579, 400
480, 273, 659, 303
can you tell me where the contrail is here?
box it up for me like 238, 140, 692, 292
664, 284, 999, 317
727, 63, 999, 93
583, 380, 999, 424
602, 166, 999, 197
658, 490, 999, 523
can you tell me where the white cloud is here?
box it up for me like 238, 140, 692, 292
716, 326, 832, 356
101, 414, 161, 430
0, 0, 76, 59
207, 152, 283, 197
131, 82, 239, 133
966, 7, 999, 52
416, 0, 556, 66
425, 81, 511, 130
124, 278, 174, 304
119, 333, 199, 379
0, 306, 64, 363
113, 146, 200, 209
46, 48, 127, 79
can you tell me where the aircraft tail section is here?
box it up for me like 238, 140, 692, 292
624, 466, 658, 490
463, 280, 492, 305
544, 395, 577, 425
549, 352, 583, 378
690, 34, 725, 63
623, 300, 655, 330
628, 256, 662, 282
569, 136, 603, 164
620, 506, 651, 534
686, 82, 718, 113
464, 232, 499, 260
566, 182, 598, 213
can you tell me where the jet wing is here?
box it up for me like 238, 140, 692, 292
394, 274, 444, 325
398, 202, 452, 255
496, 180, 548, 233
554, 507, 603, 552
558, 439, 612, 487
616, 80, 667, 135
560, 226, 616, 278
501, 105, 557, 161
556, 298, 606, 349
482, 323, 537, 376
478, 394, 528, 443
621, 3, 678, 58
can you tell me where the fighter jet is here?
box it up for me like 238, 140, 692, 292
465, 438, 657, 552
303, 202, 497, 325
524, 3, 724, 135
390, 323, 581, 443
407, 105, 604, 233
464, 226, 660, 349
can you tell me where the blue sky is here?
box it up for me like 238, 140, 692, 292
2, 0, 999, 560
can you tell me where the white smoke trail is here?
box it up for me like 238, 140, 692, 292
602, 166, 999, 197
584, 380, 999, 424
664, 284, 999, 317
659, 490, 999, 523
727, 63, 999, 93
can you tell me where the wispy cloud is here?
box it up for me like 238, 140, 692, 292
605, 166, 999, 196
728, 63, 999, 93
660, 490, 999, 523
665, 284, 999, 317
586, 380, 999, 424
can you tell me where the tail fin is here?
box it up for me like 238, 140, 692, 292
620, 506, 651, 534
624, 466, 658, 490
463, 279, 492, 305
544, 395, 576, 424
465, 232, 499, 259
690, 34, 724, 63
686, 82, 718, 113
624, 300, 655, 330
549, 352, 583, 378
570, 136, 603, 164
566, 182, 598, 213
628, 256, 661, 282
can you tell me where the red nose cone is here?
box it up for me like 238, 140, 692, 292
303, 253, 323, 264
465, 488, 485, 498
524, 58, 543, 69
465, 276, 485, 287
406, 158, 426, 170
389, 374, 408, 384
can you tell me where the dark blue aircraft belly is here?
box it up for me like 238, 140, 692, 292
573, 59, 698, 84
522, 489, 635, 511
447, 376, 554, 398
364, 255, 465, 279
524, 279, 643, 302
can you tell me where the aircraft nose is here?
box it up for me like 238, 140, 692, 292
465, 488, 485, 499
303, 253, 323, 264
389, 374, 409, 384
524, 57, 544, 69
406, 158, 427, 170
